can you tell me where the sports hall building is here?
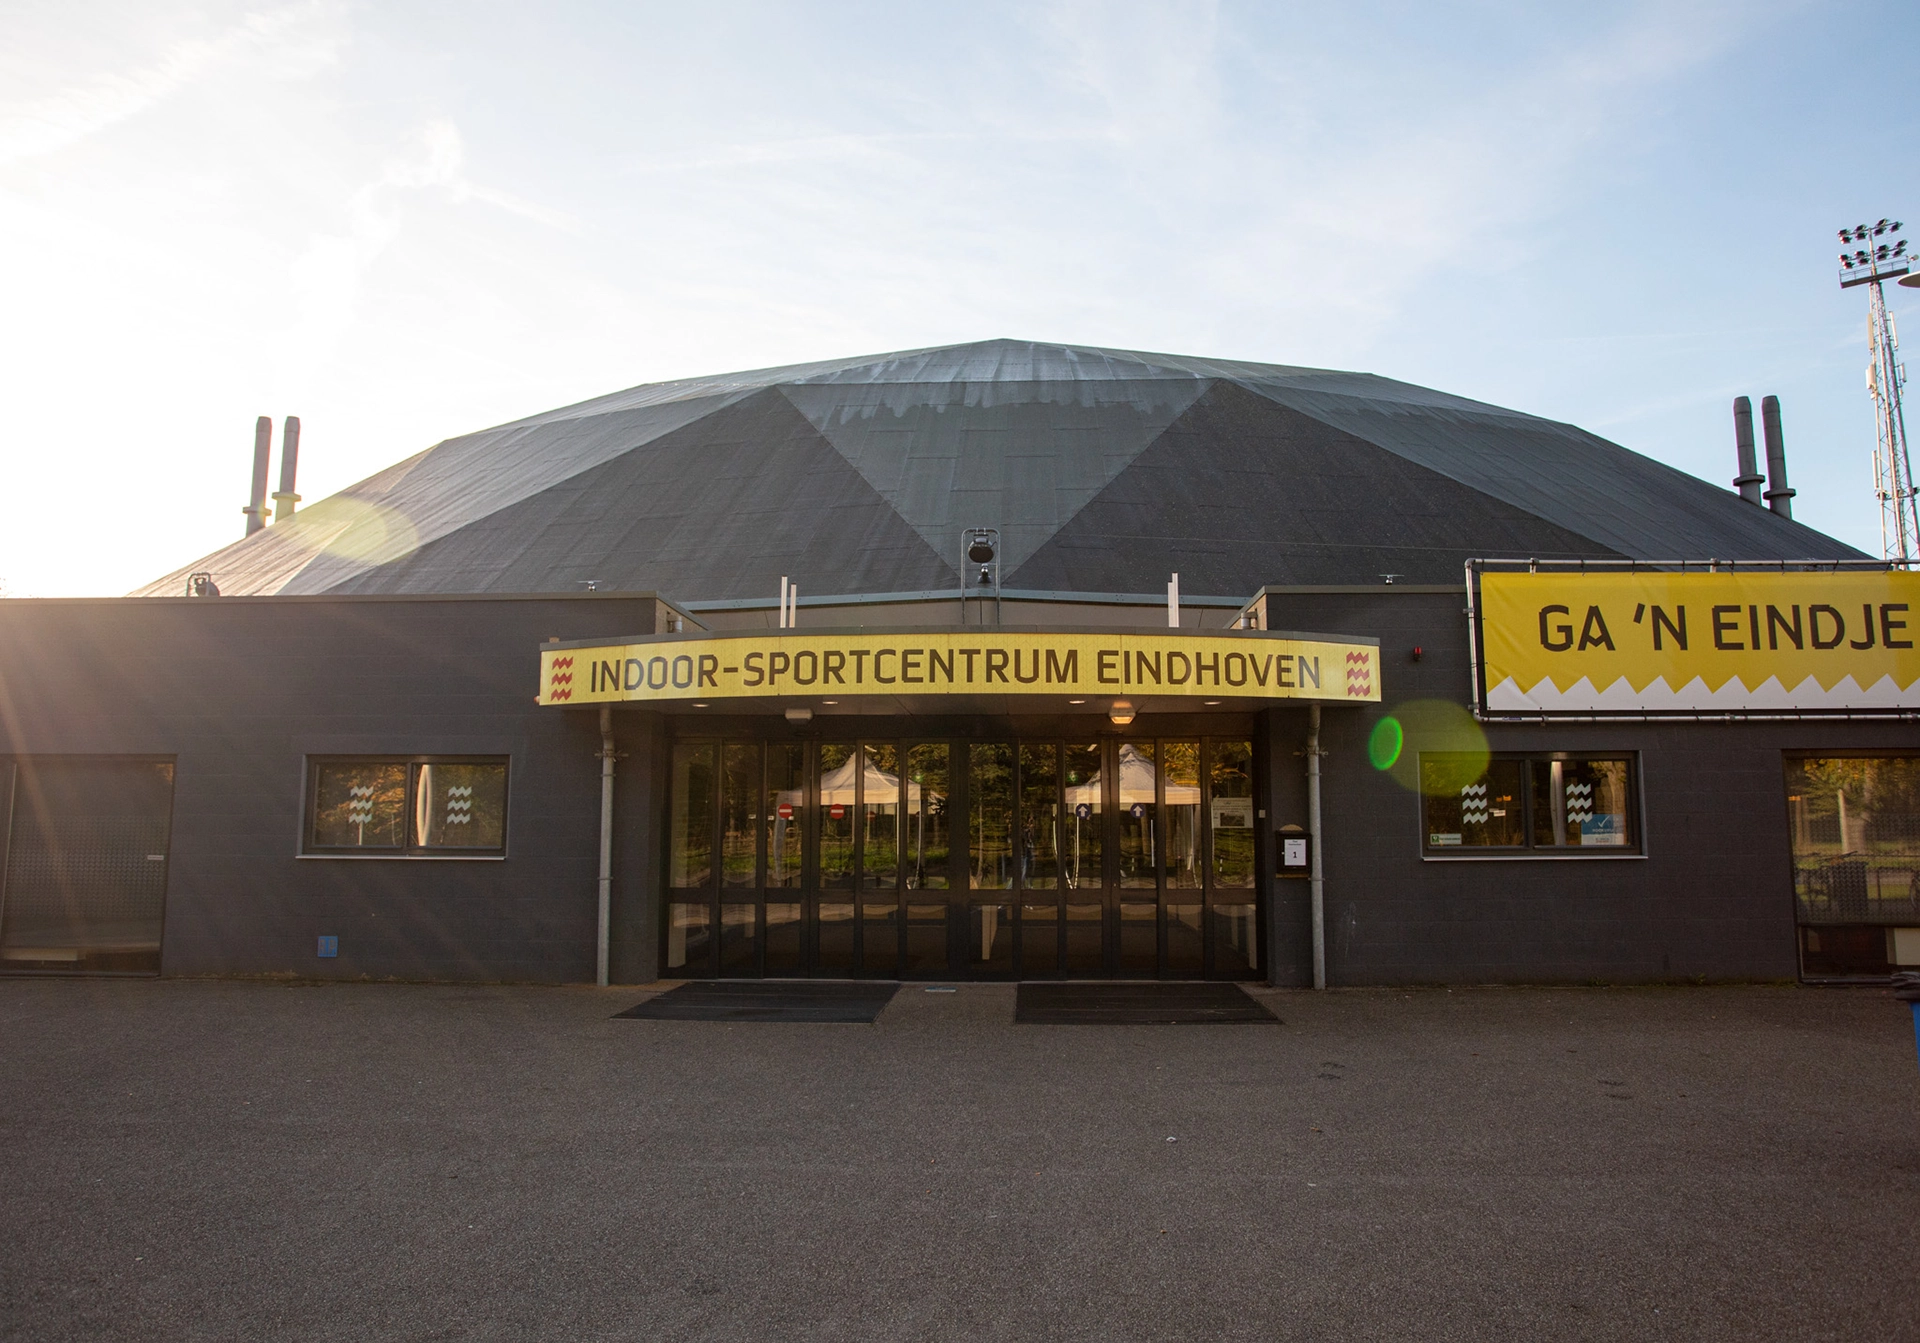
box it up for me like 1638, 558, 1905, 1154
2, 341, 1917, 986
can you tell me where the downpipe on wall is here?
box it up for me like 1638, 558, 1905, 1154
1309, 703, 1326, 990
598, 705, 615, 987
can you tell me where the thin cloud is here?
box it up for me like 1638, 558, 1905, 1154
0, 4, 342, 167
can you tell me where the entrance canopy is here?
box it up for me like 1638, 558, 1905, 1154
539, 625, 1380, 713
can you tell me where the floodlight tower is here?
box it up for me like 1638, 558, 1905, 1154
1838, 219, 1916, 564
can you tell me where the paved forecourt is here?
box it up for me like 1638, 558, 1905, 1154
0, 979, 1914, 1342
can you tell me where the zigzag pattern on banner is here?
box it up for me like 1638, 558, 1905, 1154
548, 655, 575, 701
1344, 650, 1372, 698
1565, 781, 1593, 824
445, 784, 473, 825
1460, 781, 1489, 825
1486, 672, 1920, 713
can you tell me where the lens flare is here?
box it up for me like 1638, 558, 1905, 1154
1367, 717, 1403, 770
315, 499, 420, 566
1372, 700, 1489, 794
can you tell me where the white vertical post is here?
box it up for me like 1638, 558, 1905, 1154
1308, 703, 1325, 991
778, 577, 789, 629
597, 704, 615, 988
789, 584, 798, 628
1168, 573, 1180, 628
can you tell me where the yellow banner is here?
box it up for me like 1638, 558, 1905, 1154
1478, 569, 1920, 713
539, 629, 1380, 706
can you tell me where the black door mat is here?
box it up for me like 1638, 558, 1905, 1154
1015, 982, 1278, 1025
615, 981, 899, 1023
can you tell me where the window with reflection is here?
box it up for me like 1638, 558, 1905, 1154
1162, 741, 1202, 888
1421, 754, 1637, 854
818, 743, 855, 887
861, 743, 901, 889
669, 742, 715, 886
1208, 740, 1255, 888
1019, 743, 1059, 890
721, 743, 758, 887
1530, 758, 1634, 849
970, 743, 1014, 888
905, 744, 950, 889
1423, 757, 1525, 849
1116, 742, 1158, 888
308, 759, 508, 856
310, 762, 407, 850
766, 743, 804, 888
1063, 743, 1103, 891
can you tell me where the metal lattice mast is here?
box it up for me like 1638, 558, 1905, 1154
1838, 219, 1917, 564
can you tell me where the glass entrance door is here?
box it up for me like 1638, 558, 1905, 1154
663, 732, 1259, 980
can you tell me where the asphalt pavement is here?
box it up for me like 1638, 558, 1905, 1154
0, 978, 1915, 1342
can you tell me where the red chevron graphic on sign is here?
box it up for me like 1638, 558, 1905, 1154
1344, 650, 1373, 697
548, 656, 575, 701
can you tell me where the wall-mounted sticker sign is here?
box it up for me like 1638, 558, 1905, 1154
1473, 566, 1920, 716
1280, 835, 1310, 870
538, 628, 1380, 707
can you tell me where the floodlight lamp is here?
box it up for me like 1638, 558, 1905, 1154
977, 565, 992, 586
1858, 223, 1869, 235
1838, 229, 1850, 242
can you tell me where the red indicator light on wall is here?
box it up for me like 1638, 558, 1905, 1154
1411, 646, 1424, 662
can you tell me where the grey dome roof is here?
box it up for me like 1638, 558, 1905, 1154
137, 338, 1863, 599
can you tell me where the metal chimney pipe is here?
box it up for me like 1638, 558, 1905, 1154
272, 416, 301, 521
1761, 395, 1796, 520
1732, 397, 1764, 505
244, 416, 271, 535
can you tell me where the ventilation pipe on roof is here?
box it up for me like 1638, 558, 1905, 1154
243, 416, 271, 536
1761, 395, 1796, 520
272, 416, 301, 521
1732, 397, 1764, 505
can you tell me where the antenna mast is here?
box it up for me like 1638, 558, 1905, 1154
1838, 218, 1917, 565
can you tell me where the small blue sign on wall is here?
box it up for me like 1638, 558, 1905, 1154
317, 935, 339, 958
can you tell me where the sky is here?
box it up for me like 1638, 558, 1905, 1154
1, 0, 1916, 597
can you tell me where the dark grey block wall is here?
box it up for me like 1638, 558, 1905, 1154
0, 595, 664, 984
6, 587, 1910, 987
1256, 589, 1920, 986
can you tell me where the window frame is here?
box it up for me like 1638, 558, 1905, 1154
300, 755, 511, 860
1418, 750, 1645, 861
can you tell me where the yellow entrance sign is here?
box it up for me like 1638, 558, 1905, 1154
538, 629, 1380, 706
1476, 568, 1920, 714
